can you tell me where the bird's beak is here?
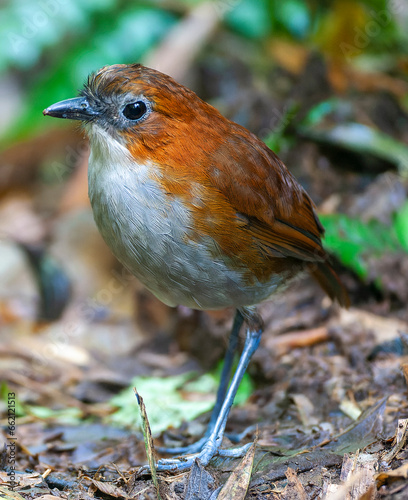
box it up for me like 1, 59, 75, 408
43, 97, 99, 121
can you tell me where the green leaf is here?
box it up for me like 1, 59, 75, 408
226, 0, 272, 39
212, 360, 254, 406
1, 6, 176, 145
319, 213, 403, 281
319, 123, 408, 174
394, 200, 408, 252
274, 0, 310, 38
109, 373, 215, 436
25, 405, 83, 424
0, 0, 116, 71
108, 369, 253, 436
299, 100, 408, 176
0, 383, 25, 418
262, 101, 299, 153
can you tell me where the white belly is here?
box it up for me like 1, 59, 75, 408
87, 127, 283, 309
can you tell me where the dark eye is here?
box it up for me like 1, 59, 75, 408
122, 101, 147, 120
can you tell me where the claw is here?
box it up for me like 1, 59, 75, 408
157, 436, 208, 455
143, 442, 252, 473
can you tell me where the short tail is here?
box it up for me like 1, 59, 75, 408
308, 261, 350, 308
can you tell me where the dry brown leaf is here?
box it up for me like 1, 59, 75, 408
35, 496, 66, 500
267, 39, 309, 75
292, 394, 319, 427
336, 309, 408, 344
339, 399, 362, 421
382, 419, 408, 464
217, 442, 256, 500
324, 472, 373, 500
87, 478, 129, 498
375, 462, 408, 488
342, 453, 377, 499
283, 467, 308, 500
345, 67, 408, 98
0, 486, 26, 500
357, 484, 376, 500
0, 471, 43, 489
401, 363, 408, 387
324, 451, 378, 500
265, 326, 329, 355
135, 388, 161, 500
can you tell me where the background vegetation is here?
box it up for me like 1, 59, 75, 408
0, 0, 408, 498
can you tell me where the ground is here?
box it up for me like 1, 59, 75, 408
1, 7, 408, 499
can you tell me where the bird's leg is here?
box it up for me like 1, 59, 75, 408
151, 308, 263, 472
208, 310, 245, 429
158, 310, 244, 455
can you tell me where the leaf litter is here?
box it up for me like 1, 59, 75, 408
1, 4, 408, 499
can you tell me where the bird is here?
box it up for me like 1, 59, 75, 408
43, 63, 349, 472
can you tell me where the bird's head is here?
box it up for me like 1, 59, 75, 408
43, 63, 220, 164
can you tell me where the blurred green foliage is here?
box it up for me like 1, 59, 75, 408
1, 1, 178, 141
1, 0, 406, 144
301, 98, 408, 291
226, 0, 272, 38
394, 201, 408, 252
0, 382, 25, 417
25, 405, 84, 424
108, 370, 253, 435
321, 209, 408, 284
300, 99, 408, 175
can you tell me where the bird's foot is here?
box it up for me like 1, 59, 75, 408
157, 435, 208, 455
141, 439, 252, 473
157, 423, 258, 455
225, 424, 259, 444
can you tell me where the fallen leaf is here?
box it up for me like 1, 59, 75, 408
0, 471, 43, 489
134, 388, 161, 500
283, 467, 307, 500
185, 460, 216, 500
339, 452, 377, 499
265, 326, 329, 355
217, 442, 256, 500
0, 486, 26, 500
35, 496, 66, 500
381, 419, 408, 464
110, 373, 217, 436
335, 309, 407, 344
339, 398, 362, 421
375, 462, 408, 488
292, 394, 319, 427
401, 363, 408, 387
87, 478, 130, 498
